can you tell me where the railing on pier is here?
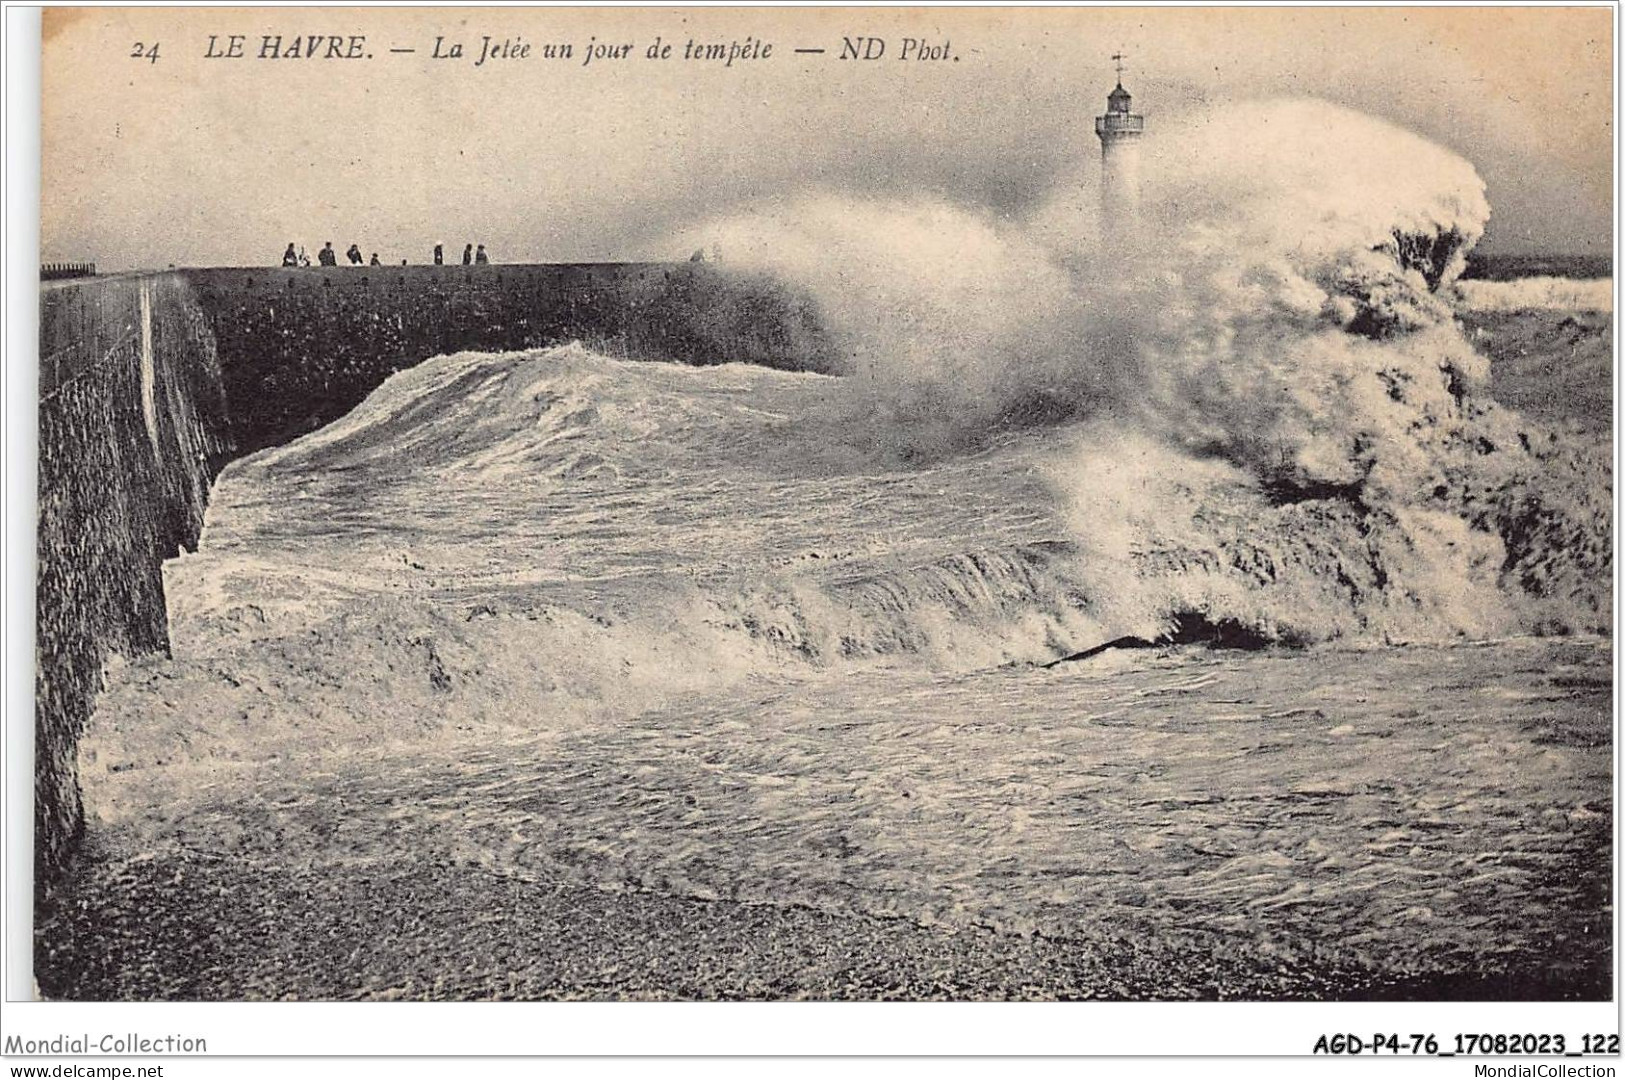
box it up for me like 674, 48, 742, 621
41, 262, 97, 281
1095, 114, 1145, 136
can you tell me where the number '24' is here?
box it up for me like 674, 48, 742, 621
130, 41, 159, 63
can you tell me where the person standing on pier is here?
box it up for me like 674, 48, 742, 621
475, 244, 489, 265
318, 241, 337, 266
346, 243, 364, 265
281, 242, 298, 267
462, 243, 473, 265
370, 252, 381, 266
434, 244, 444, 265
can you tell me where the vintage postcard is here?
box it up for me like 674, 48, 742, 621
11, 1, 1618, 1060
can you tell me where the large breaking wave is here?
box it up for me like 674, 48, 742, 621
83, 99, 1610, 779
680, 100, 1608, 638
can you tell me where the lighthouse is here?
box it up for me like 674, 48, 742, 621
1095, 52, 1145, 235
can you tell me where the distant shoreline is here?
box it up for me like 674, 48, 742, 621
44, 252, 1616, 283
1462, 252, 1613, 281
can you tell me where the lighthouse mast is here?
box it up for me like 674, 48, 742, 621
1095, 52, 1145, 238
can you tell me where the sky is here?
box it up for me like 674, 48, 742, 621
40, 6, 1613, 270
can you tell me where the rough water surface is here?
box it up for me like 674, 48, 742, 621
55, 636, 1610, 1001
45, 339, 1612, 1001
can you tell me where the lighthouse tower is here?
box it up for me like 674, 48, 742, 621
1095, 53, 1145, 235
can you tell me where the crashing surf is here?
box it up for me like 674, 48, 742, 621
82, 100, 1610, 782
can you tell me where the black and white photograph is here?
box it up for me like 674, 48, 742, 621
4, 1, 1618, 1063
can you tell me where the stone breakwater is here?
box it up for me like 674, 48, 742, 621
36, 274, 229, 882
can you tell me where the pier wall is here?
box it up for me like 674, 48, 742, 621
185, 263, 835, 453
35, 263, 835, 884
36, 273, 231, 881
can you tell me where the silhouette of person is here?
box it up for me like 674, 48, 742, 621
462, 243, 473, 266
346, 243, 364, 265
370, 252, 381, 266
474, 244, 489, 265
318, 241, 337, 267
297, 246, 311, 267
282, 243, 298, 267
434, 244, 444, 265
